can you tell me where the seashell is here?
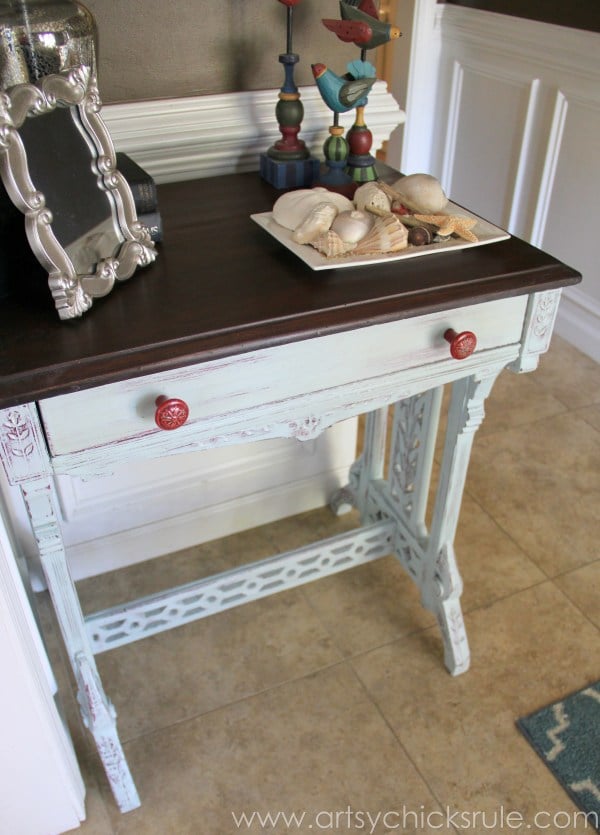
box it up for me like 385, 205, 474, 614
292, 202, 338, 244
331, 209, 374, 243
354, 181, 391, 215
388, 173, 448, 214
353, 213, 408, 254
272, 188, 352, 231
310, 230, 357, 257
310, 187, 354, 214
408, 225, 433, 246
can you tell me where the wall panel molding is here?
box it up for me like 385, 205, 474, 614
506, 78, 540, 234
421, 4, 600, 361
440, 60, 463, 192
529, 90, 568, 248
440, 6, 600, 77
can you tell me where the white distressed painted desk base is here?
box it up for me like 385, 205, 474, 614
0, 289, 562, 813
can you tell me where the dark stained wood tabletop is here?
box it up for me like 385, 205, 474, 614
0, 167, 581, 408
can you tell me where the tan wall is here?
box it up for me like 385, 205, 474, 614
84, 0, 361, 104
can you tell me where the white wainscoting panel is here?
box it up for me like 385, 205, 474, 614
103, 82, 404, 184
394, 0, 442, 176
57, 424, 358, 581
413, 5, 600, 362
2, 422, 358, 584
440, 59, 535, 231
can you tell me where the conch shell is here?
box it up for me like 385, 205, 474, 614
354, 181, 392, 215
353, 213, 408, 254
310, 230, 357, 257
384, 173, 448, 214
292, 202, 337, 244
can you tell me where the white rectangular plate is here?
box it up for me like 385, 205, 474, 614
251, 202, 510, 271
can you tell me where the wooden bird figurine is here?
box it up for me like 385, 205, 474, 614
339, 0, 401, 50
311, 60, 377, 113
322, 18, 373, 46
354, 0, 379, 16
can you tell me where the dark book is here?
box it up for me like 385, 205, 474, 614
0, 182, 49, 304
138, 210, 163, 243
116, 152, 158, 214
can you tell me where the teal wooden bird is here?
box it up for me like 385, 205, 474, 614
311, 59, 377, 113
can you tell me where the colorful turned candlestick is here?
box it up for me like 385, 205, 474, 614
260, 0, 320, 189
318, 112, 353, 192
346, 102, 377, 183
311, 56, 376, 192
318, 0, 402, 183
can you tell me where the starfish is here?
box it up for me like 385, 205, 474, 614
414, 213, 479, 242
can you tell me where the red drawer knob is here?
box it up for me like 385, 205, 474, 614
155, 396, 189, 430
444, 328, 477, 360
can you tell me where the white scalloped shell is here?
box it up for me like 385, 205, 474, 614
272, 188, 354, 231
331, 209, 374, 243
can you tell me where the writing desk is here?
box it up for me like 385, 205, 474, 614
0, 169, 580, 812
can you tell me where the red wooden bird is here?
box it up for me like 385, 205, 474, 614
322, 19, 373, 46
339, 0, 401, 49
356, 0, 379, 17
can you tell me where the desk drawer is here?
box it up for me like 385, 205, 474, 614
39, 296, 527, 456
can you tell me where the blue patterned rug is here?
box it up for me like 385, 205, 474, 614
518, 680, 600, 832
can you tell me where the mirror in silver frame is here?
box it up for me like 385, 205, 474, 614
0, 64, 156, 319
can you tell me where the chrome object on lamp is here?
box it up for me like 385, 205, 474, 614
0, 0, 96, 88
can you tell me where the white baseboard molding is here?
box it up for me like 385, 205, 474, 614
555, 287, 600, 364
103, 82, 405, 183
65, 465, 353, 582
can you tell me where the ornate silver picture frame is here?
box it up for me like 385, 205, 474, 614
0, 65, 156, 319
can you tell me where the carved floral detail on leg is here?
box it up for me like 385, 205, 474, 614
74, 653, 140, 812
436, 600, 470, 675
1, 409, 35, 459
532, 291, 560, 339
0, 404, 50, 483
510, 289, 562, 374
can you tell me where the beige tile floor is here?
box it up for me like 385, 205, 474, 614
38, 336, 600, 835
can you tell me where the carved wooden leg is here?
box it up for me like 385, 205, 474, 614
387, 388, 442, 538
420, 372, 500, 675
20, 478, 140, 813
365, 389, 443, 584
330, 407, 388, 517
